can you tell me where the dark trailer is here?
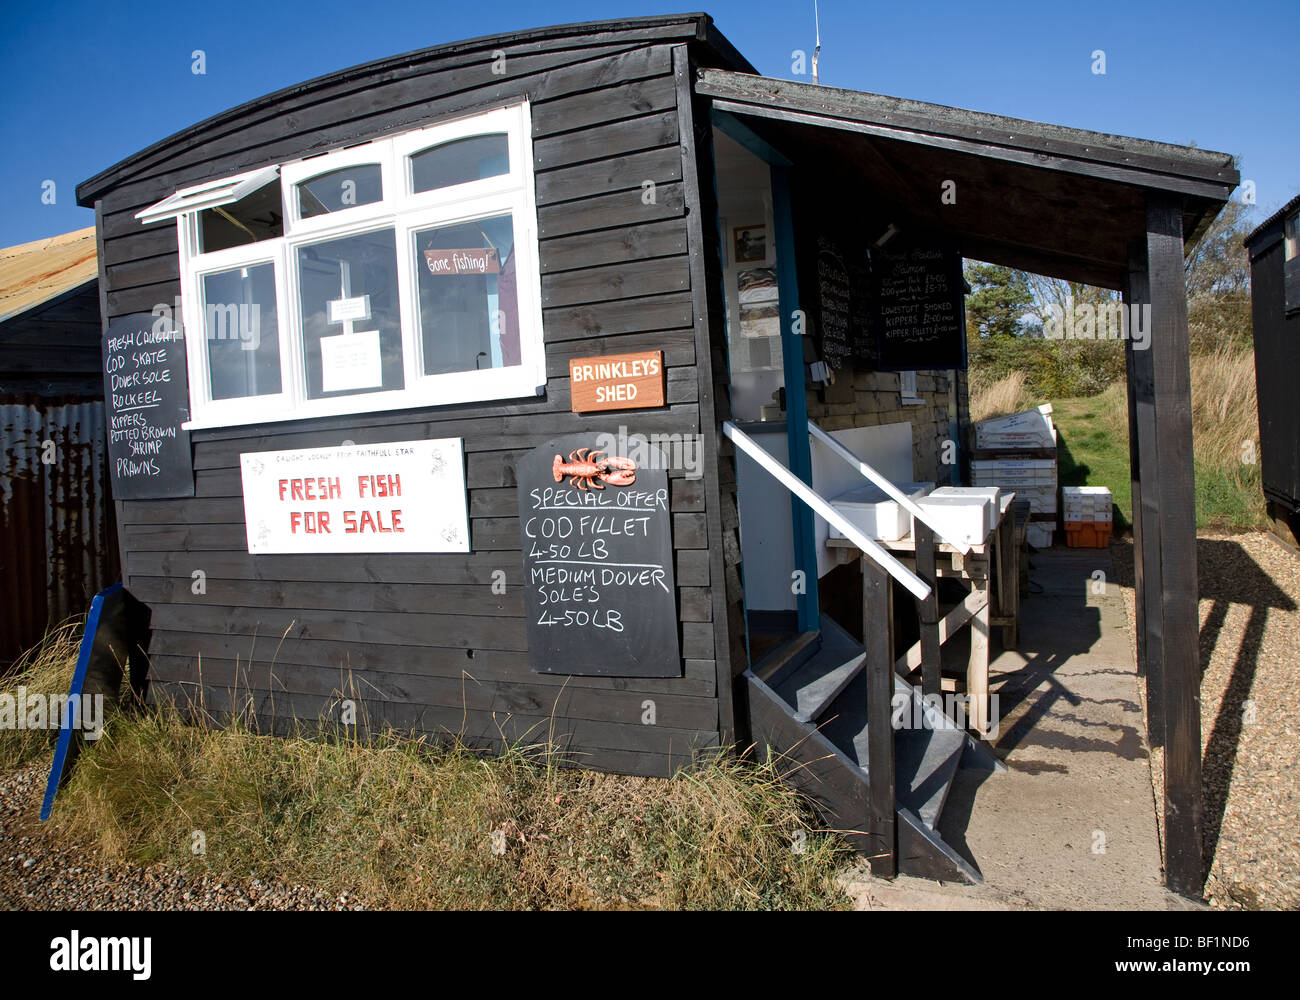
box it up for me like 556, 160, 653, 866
1244, 194, 1300, 550
78, 12, 1235, 893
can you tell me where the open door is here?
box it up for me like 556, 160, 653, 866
711, 113, 819, 653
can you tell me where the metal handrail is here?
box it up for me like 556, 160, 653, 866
807, 420, 972, 555
723, 421, 932, 602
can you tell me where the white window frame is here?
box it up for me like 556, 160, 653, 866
394, 104, 524, 208
180, 234, 295, 425
136, 165, 280, 225
161, 100, 546, 431
280, 142, 398, 235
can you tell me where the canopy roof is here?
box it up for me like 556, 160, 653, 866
699, 70, 1237, 289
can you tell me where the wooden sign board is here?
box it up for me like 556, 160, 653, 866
568, 350, 665, 412
423, 247, 500, 276
872, 240, 966, 370
814, 233, 874, 368
102, 312, 195, 499
238, 438, 469, 553
518, 432, 680, 677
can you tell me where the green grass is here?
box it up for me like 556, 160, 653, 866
2, 631, 852, 910
1051, 392, 1134, 531
1049, 383, 1267, 533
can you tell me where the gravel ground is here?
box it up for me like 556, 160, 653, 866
0, 767, 370, 911
1113, 531, 1300, 910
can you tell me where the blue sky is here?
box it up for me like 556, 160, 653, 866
2, 0, 1295, 247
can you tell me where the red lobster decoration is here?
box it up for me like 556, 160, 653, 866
552, 447, 637, 490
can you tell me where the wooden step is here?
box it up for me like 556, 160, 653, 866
895, 726, 965, 830
751, 629, 820, 688
772, 615, 866, 723
744, 670, 982, 884
817, 673, 981, 832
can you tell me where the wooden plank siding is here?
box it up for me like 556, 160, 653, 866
87, 26, 746, 777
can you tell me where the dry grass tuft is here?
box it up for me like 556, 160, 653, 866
3, 635, 851, 910
969, 370, 1033, 422
0, 623, 82, 770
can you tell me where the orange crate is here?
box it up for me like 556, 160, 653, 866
1064, 521, 1112, 548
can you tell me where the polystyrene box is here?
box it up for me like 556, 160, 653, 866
915, 494, 993, 547
928, 486, 1002, 537
1027, 523, 1055, 548
828, 481, 934, 542
974, 404, 1056, 449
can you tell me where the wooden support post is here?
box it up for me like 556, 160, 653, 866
996, 511, 1019, 649
863, 555, 896, 879
1126, 241, 1163, 740
966, 576, 991, 735
1145, 193, 1204, 898
914, 521, 941, 695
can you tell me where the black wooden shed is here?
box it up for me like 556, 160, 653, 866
0, 228, 119, 669
76, 12, 1236, 894
1244, 194, 1300, 549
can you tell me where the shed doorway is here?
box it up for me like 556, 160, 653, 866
711, 118, 819, 659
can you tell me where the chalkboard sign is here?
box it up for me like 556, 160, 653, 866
518, 432, 680, 677
815, 236, 852, 370
872, 241, 965, 370
102, 312, 195, 499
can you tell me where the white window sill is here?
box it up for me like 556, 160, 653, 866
181, 367, 545, 432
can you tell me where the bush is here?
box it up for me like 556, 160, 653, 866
968, 334, 1124, 400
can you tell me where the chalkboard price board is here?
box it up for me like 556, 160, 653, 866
873, 241, 966, 370
815, 236, 852, 370
518, 433, 681, 677
102, 312, 195, 500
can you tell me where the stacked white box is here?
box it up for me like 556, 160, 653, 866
971, 459, 1058, 514
1062, 486, 1113, 523
974, 403, 1056, 449
928, 486, 1003, 539
828, 481, 935, 541
915, 494, 993, 548
1026, 523, 1055, 548
971, 404, 1060, 545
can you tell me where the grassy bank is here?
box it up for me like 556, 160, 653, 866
2, 632, 850, 910
971, 347, 1266, 532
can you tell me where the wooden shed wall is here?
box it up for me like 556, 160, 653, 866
1248, 233, 1300, 511
91, 30, 740, 776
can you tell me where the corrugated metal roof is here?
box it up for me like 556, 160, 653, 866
0, 227, 98, 325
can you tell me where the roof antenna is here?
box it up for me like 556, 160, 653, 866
812, 0, 821, 84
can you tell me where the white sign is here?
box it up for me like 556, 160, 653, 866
239, 438, 469, 553
320, 329, 383, 393
327, 294, 372, 324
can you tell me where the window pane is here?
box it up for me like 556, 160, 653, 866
297, 229, 404, 399
297, 164, 383, 219
201, 263, 282, 400
411, 134, 509, 193
415, 215, 519, 376
198, 180, 283, 253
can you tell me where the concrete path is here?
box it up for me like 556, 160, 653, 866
845, 547, 1200, 910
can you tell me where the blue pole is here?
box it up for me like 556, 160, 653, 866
771, 166, 819, 633
41, 582, 122, 821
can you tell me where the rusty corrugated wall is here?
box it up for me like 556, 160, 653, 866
1, 396, 118, 668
